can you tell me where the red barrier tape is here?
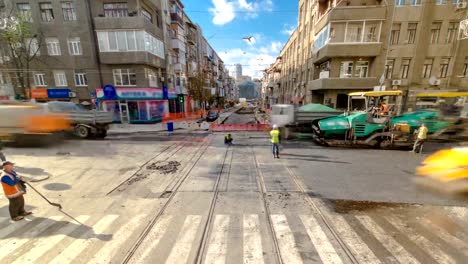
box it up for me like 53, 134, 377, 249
210, 124, 270, 132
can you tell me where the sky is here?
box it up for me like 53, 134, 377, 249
180, 0, 298, 79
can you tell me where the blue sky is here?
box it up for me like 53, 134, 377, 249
180, 0, 298, 78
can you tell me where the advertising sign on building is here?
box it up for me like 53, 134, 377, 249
47, 88, 71, 98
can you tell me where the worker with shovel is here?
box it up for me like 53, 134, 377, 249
1, 161, 32, 221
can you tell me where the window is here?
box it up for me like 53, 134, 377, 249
113, 69, 137, 86
142, 8, 152, 23
407, 23, 417, 44
46, 38, 61, 56
54, 71, 67, 86
340, 61, 353, 78
34, 73, 46, 87
155, 9, 161, 28
385, 59, 395, 79
436, 0, 447, 4
395, 0, 406, 6
74, 70, 87, 86
453, 0, 463, 4
463, 57, 468, 77
390, 24, 400, 45
410, 0, 421, 5
401, 59, 411, 79
422, 59, 433, 78
68, 38, 82, 55
97, 31, 164, 59
314, 25, 330, 50
40, 3, 54, 22
16, 3, 32, 22
439, 58, 450, 78
146, 69, 158, 87
430, 23, 441, 44
103, 3, 128, 17
26, 38, 40, 56
355, 61, 369, 78
346, 22, 363, 42
62, 2, 77, 21
446, 23, 458, 44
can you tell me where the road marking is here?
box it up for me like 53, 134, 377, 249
0, 215, 63, 259
11, 215, 90, 264
300, 214, 344, 264
326, 214, 381, 264
49, 214, 119, 264
243, 214, 264, 264
356, 215, 420, 264
270, 214, 303, 264
88, 214, 146, 264
127, 215, 173, 264
421, 218, 468, 256
386, 215, 455, 264
165, 215, 203, 264
205, 214, 230, 264
0, 217, 31, 238
446, 206, 468, 222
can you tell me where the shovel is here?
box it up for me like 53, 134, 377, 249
25, 182, 84, 225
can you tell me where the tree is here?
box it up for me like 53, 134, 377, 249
187, 70, 211, 109
0, 13, 43, 99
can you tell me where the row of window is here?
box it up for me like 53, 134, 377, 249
97, 30, 165, 59
395, 0, 464, 6
384, 57, 468, 79
17, 2, 76, 22
390, 22, 458, 45
28, 68, 161, 88
45, 37, 82, 56
17, 2, 161, 27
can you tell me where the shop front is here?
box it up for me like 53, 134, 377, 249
96, 87, 168, 124
28, 88, 72, 102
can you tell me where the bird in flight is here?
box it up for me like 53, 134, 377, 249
242, 36, 253, 42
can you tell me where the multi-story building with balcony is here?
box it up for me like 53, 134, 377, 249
269, 0, 468, 110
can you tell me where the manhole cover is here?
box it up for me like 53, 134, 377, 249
43, 183, 71, 191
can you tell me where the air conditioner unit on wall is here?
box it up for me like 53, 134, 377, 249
69, 92, 77, 98
392, 80, 401, 86
433, 79, 441, 86
456, 2, 467, 8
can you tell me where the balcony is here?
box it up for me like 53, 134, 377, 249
170, 13, 183, 25
312, 43, 382, 64
171, 38, 185, 51
315, 6, 386, 32
99, 52, 165, 68
308, 77, 377, 90
94, 16, 159, 37
186, 32, 196, 45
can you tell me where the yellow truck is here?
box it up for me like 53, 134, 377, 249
0, 101, 70, 146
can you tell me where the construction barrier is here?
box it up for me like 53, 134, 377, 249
210, 123, 271, 132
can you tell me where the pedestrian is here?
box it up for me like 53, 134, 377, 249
270, 124, 281, 159
412, 123, 428, 153
1, 161, 32, 221
224, 133, 233, 146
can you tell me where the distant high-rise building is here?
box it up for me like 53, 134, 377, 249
234, 64, 242, 80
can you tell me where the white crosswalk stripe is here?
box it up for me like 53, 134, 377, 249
300, 214, 344, 264
165, 215, 203, 264
356, 215, 420, 264
88, 214, 146, 264
270, 214, 303, 264
11, 215, 91, 264
0, 217, 31, 239
243, 214, 264, 264
386, 215, 456, 264
420, 218, 468, 257
0, 216, 63, 261
205, 214, 230, 264
48, 214, 119, 264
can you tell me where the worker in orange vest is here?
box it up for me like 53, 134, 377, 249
1, 161, 32, 221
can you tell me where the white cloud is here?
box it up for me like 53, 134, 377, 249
209, 0, 236, 25
281, 24, 296, 35
209, 0, 274, 25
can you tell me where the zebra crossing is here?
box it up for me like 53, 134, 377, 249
0, 208, 466, 264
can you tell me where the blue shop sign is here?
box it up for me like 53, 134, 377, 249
47, 88, 71, 98
103, 84, 117, 99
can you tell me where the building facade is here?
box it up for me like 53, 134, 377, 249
0, 0, 225, 122
268, 0, 468, 110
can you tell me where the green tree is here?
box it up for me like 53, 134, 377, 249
187, 71, 210, 109
0, 13, 43, 99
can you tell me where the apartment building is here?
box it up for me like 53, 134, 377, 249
269, 0, 468, 110
0, 0, 226, 122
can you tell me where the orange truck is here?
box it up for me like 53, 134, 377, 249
0, 101, 70, 146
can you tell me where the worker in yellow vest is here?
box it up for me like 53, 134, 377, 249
412, 123, 428, 153
270, 124, 281, 159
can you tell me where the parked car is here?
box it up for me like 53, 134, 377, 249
206, 110, 219, 122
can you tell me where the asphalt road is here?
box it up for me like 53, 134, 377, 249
0, 132, 466, 264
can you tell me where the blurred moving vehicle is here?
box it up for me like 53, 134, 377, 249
0, 101, 70, 145
414, 146, 468, 194
42, 101, 113, 139
206, 110, 219, 122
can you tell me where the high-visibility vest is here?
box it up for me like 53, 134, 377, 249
418, 126, 428, 140
270, 129, 280, 144
1, 172, 23, 199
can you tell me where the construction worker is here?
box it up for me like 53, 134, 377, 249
1, 161, 31, 221
412, 123, 428, 153
270, 124, 281, 159
378, 101, 389, 116
224, 133, 233, 146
